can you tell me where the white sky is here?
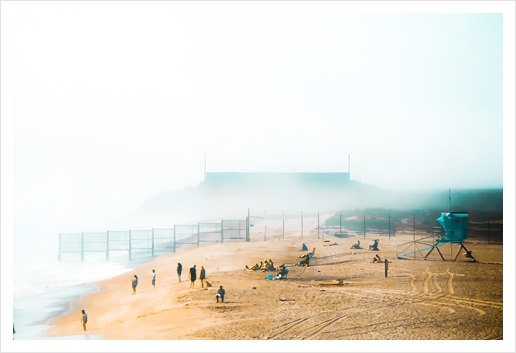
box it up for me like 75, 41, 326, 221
4, 3, 511, 222
2, 1, 515, 351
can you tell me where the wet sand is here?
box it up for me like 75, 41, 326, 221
13, 284, 102, 340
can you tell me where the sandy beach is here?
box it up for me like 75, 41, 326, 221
43, 218, 505, 344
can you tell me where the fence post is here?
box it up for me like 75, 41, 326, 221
388, 214, 391, 240
384, 258, 388, 277
246, 208, 250, 242
283, 211, 285, 241
173, 225, 176, 252
197, 223, 200, 247
363, 213, 366, 239
129, 229, 132, 261
301, 211, 303, 239
152, 228, 155, 256
264, 225, 267, 241
221, 221, 224, 244
81, 232, 85, 262
340, 212, 342, 235
106, 231, 110, 261
488, 218, 491, 244
317, 212, 320, 240
58, 233, 62, 262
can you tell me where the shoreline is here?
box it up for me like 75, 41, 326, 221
13, 253, 159, 340
13, 283, 101, 340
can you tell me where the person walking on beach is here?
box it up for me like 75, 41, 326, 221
152, 269, 156, 289
177, 263, 182, 283
199, 266, 206, 288
81, 309, 88, 331
132, 275, 139, 294
189, 265, 197, 289
216, 285, 225, 303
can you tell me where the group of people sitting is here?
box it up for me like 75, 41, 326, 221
245, 259, 276, 272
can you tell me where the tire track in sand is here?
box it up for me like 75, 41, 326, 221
302, 316, 345, 340
445, 268, 466, 296
423, 268, 432, 294
268, 317, 312, 339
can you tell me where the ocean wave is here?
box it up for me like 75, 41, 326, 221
13, 256, 135, 300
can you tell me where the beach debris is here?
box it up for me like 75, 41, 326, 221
319, 280, 350, 287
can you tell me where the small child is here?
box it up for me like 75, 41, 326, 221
152, 269, 156, 288
216, 285, 225, 303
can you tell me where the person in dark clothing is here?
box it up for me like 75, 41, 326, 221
199, 266, 206, 288
132, 275, 138, 294
216, 285, 225, 303
189, 265, 197, 289
81, 309, 88, 331
177, 263, 182, 283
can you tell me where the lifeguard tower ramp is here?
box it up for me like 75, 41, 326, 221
396, 212, 474, 261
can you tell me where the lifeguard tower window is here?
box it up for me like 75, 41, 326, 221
437, 212, 468, 243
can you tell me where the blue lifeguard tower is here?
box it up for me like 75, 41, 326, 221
396, 212, 475, 261
422, 212, 474, 261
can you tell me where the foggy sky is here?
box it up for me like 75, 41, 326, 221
2, 2, 514, 250
1, 2, 515, 352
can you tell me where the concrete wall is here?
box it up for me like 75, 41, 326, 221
205, 172, 350, 185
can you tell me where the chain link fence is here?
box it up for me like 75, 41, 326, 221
58, 208, 502, 262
